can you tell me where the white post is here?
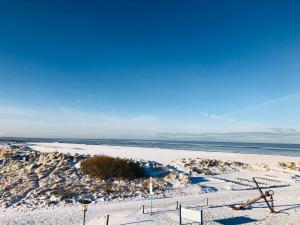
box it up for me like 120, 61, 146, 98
149, 177, 154, 215
150, 195, 153, 215
149, 177, 154, 195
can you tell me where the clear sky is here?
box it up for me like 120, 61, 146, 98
0, 0, 300, 143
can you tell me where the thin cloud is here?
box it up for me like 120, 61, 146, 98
200, 112, 240, 123
200, 112, 267, 131
230, 92, 300, 115
157, 128, 300, 143
1, 103, 300, 143
0, 104, 160, 138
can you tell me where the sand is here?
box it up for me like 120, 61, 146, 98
0, 142, 299, 225
28, 142, 300, 165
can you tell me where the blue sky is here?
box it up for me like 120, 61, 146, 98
0, 0, 300, 143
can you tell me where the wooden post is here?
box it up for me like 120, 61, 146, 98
106, 215, 109, 225
253, 178, 275, 213
179, 204, 182, 225
176, 201, 179, 210
142, 205, 145, 214
206, 198, 209, 206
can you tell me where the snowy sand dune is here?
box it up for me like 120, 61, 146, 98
1, 142, 300, 225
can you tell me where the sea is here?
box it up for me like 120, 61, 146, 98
1, 137, 300, 157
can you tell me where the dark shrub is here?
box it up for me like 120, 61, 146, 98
80, 155, 146, 180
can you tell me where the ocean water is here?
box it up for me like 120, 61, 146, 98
1, 137, 300, 157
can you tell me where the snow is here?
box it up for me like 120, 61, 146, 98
1, 142, 300, 225
28, 142, 300, 166
1, 185, 300, 225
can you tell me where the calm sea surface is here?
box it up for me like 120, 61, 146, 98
1, 137, 300, 157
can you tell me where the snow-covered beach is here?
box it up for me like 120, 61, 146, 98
1, 142, 299, 225
28, 142, 300, 166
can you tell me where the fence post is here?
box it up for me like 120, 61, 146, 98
150, 196, 153, 215
176, 201, 179, 210
179, 204, 182, 225
83, 209, 86, 225
142, 205, 145, 214
106, 215, 109, 225
200, 209, 203, 225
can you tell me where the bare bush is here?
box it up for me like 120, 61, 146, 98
80, 155, 146, 180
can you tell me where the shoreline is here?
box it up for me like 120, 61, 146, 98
28, 142, 300, 166
2, 138, 300, 156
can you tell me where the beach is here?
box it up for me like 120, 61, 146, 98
0, 142, 299, 224
2, 0, 300, 224
28, 142, 300, 166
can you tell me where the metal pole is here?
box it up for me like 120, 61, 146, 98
106, 215, 109, 225
179, 205, 182, 225
83, 209, 86, 225
142, 205, 145, 214
200, 209, 204, 225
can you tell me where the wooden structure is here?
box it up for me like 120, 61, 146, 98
230, 178, 276, 213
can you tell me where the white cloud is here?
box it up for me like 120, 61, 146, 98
200, 112, 240, 123
157, 128, 300, 143
0, 104, 160, 138
0, 103, 300, 143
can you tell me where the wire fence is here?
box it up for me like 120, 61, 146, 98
96, 197, 211, 224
